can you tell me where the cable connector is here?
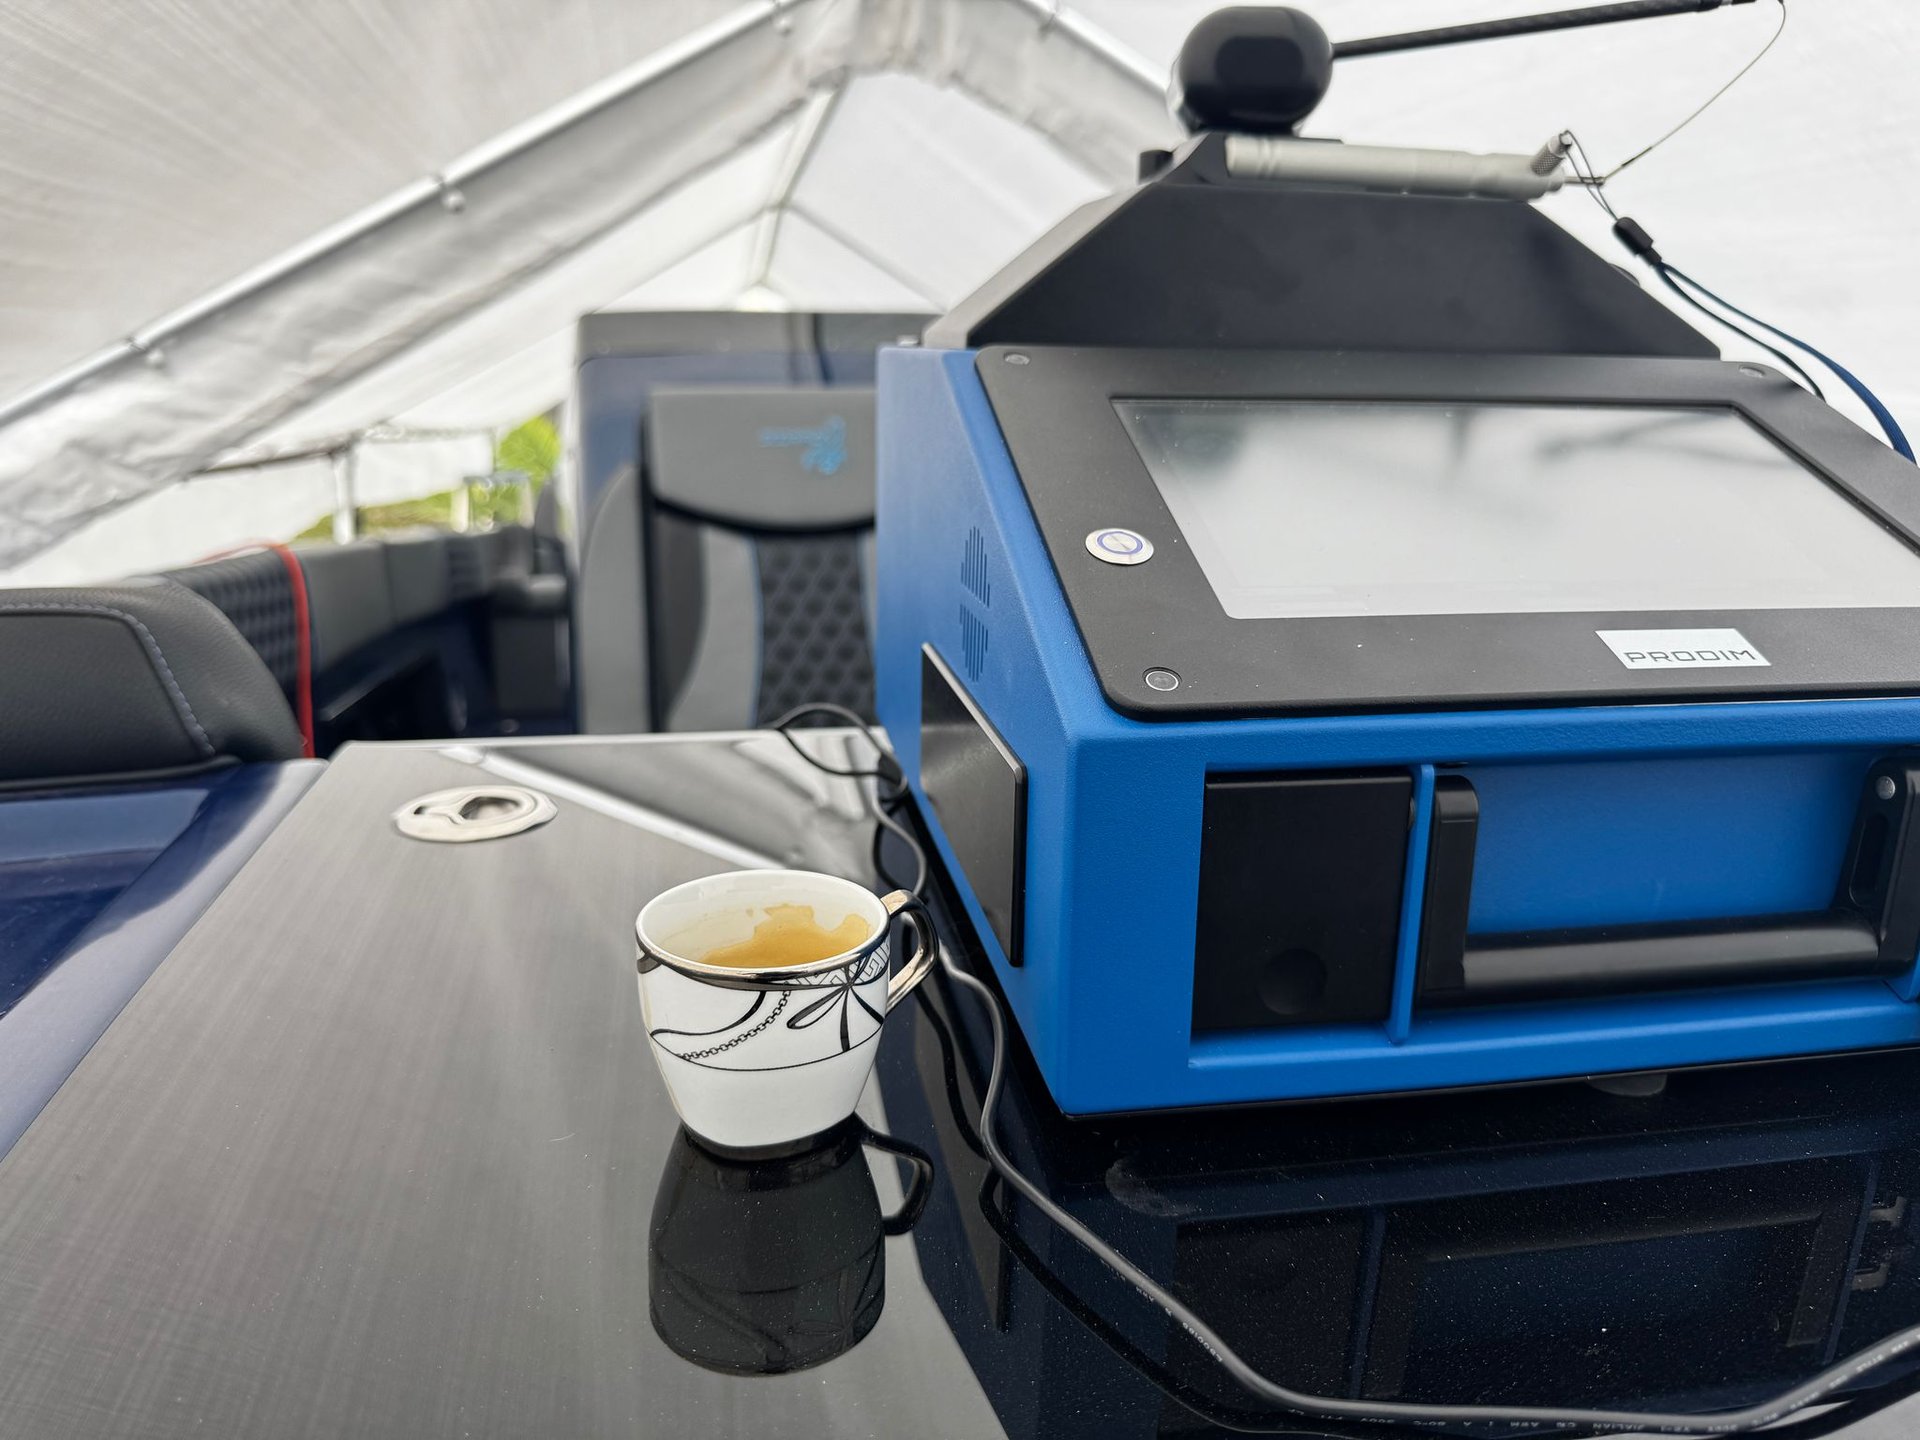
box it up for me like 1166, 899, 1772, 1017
1611, 216, 1663, 265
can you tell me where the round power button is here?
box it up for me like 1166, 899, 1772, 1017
1085, 528, 1154, 566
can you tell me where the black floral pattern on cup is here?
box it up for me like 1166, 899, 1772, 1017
647, 944, 891, 1062
781, 946, 890, 1052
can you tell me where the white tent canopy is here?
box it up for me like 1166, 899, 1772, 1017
2, 0, 1915, 582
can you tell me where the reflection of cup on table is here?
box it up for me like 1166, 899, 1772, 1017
636, 869, 937, 1154
648, 1120, 933, 1376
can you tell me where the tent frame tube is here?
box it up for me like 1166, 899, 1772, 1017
0, 0, 788, 431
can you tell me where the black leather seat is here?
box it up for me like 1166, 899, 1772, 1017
0, 579, 304, 788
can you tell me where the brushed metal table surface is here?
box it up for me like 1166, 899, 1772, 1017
0, 734, 1002, 1440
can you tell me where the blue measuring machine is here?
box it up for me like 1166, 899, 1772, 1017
873, 127, 1920, 1115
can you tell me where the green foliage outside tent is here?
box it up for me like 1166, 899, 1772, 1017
294, 415, 560, 541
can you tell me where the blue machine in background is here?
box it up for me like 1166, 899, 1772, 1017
874, 128, 1920, 1114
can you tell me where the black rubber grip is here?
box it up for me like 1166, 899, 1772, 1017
1432, 916, 1894, 1007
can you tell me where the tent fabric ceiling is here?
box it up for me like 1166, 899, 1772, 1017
0, 0, 1168, 572
228, 65, 1108, 452
0, 0, 752, 403
231, 118, 809, 451
2, 0, 1916, 579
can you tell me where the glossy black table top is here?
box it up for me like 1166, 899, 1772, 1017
3, 733, 1920, 1439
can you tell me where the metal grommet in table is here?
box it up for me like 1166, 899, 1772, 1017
393, 786, 556, 843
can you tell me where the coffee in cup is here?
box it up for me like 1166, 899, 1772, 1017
663, 903, 873, 971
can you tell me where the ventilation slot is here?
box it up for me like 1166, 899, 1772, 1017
959, 604, 990, 682
962, 526, 992, 606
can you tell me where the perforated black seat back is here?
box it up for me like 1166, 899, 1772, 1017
752, 535, 874, 725
164, 552, 299, 699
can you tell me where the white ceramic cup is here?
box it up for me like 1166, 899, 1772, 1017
635, 870, 937, 1154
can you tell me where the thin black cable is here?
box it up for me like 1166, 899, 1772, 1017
981, 1134, 1920, 1440
871, 784, 927, 897
937, 948, 1920, 1435
769, 702, 899, 782
905, 976, 988, 1161
1555, 1, 1850, 409
1653, 266, 1828, 398
1607, 208, 1910, 454
1562, 130, 1824, 398
1763, 1362, 1920, 1440
1605, 0, 1788, 180
973, 1179, 1420, 1439
1561, 130, 1619, 222
783, 724, 1920, 1433
1565, 4, 1912, 441
1559, 0, 1920, 438
1661, 262, 1912, 458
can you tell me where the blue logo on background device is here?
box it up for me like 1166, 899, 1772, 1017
758, 415, 847, 475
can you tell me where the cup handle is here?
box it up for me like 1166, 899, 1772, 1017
881, 890, 938, 1010
859, 1124, 936, 1236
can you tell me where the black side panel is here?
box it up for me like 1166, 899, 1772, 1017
296, 541, 396, 673
1839, 757, 1920, 966
920, 646, 1026, 965
445, 534, 491, 601
929, 169, 1714, 359
1415, 775, 1479, 999
381, 533, 453, 627
1193, 770, 1411, 1032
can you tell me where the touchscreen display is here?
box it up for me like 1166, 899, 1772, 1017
1117, 400, 1920, 618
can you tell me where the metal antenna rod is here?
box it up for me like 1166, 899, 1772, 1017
1333, 0, 1756, 60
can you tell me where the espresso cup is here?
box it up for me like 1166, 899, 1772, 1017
635, 870, 937, 1153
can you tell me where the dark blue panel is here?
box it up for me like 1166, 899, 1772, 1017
0, 784, 209, 1014
0, 761, 321, 1159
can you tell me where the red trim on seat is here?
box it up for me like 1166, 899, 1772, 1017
193, 541, 316, 758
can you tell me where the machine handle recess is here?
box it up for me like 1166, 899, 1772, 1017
1417, 761, 1920, 1007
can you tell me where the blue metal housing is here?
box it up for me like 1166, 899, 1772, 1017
875, 346, 1920, 1114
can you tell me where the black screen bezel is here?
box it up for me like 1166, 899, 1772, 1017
975, 346, 1920, 718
